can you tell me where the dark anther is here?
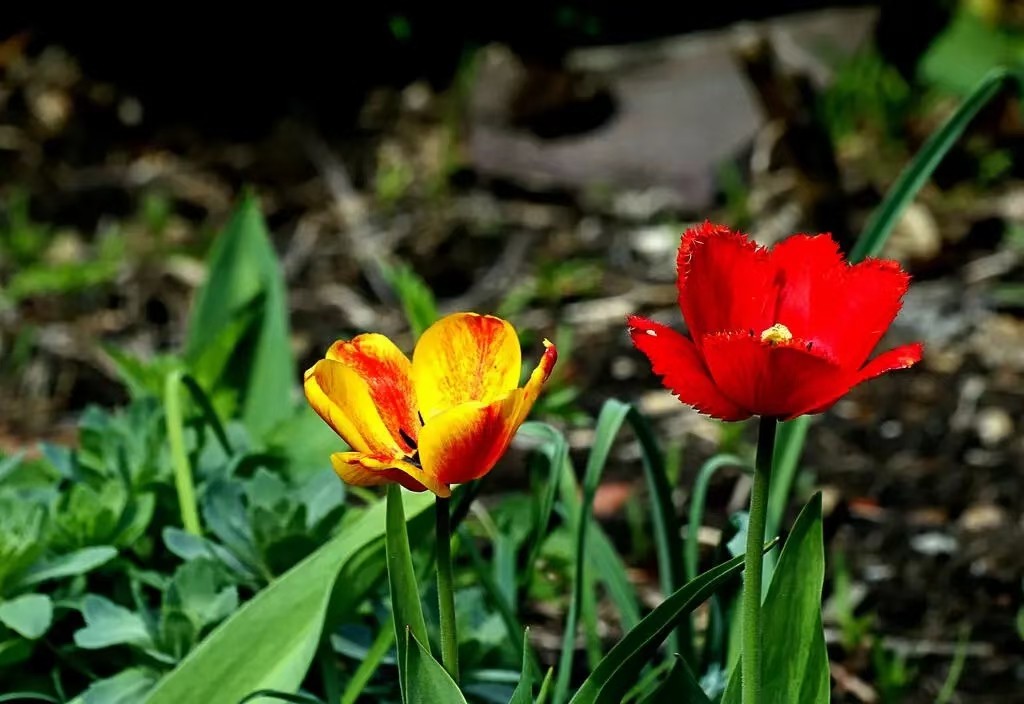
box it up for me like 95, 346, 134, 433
418, 410, 425, 426
399, 428, 417, 449
749, 329, 755, 336
806, 342, 813, 351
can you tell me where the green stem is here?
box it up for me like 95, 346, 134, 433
741, 416, 777, 704
164, 370, 202, 536
436, 496, 459, 682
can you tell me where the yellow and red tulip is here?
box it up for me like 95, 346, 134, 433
304, 312, 557, 497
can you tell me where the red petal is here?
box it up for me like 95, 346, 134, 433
802, 342, 923, 415
328, 333, 419, 452
701, 332, 852, 419
627, 315, 750, 421
677, 222, 775, 347
770, 235, 911, 369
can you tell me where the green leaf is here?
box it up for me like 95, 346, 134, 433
184, 194, 294, 436
626, 406, 690, 660
638, 655, 711, 704
405, 629, 468, 704
382, 261, 439, 339
386, 484, 431, 702
516, 422, 569, 590
0, 593, 53, 639
568, 547, 774, 704
72, 668, 160, 704
918, 11, 1024, 97
74, 595, 153, 650
0, 693, 60, 703
13, 546, 117, 590
721, 494, 828, 704
554, 400, 631, 702
509, 629, 535, 704
145, 492, 433, 704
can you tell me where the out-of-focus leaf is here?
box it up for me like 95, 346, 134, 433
382, 261, 438, 339
0, 593, 53, 639
69, 668, 160, 704
12, 546, 117, 591
74, 595, 153, 650
184, 194, 294, 436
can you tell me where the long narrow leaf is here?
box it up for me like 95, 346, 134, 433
852, 67, 1018, 261
386, 484, 431, 703
567, 545, 775, 704
554, 400, 631, 703
626, 407, 691, 661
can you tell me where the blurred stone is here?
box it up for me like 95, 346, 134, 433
958, 503, 1008, 533
910, 531, 957, 556
882, 202, 941, 263
975, 407, 1013, 447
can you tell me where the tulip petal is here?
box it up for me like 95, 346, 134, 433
701, 331, 851, 419
327, 333, 419, 452
417, 393, 522, 486
303, 359, 402, 456
771, 235, 911, 369
511, 339, 559, 427
330, 452, 450, 497
412, 312, 522, 421
802, 342, 923, 416
627, 315, 750, 421
677, 222, 775, 347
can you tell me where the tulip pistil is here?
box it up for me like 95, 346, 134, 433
760, 323, 793, 346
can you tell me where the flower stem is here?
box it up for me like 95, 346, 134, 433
435, 496, 459, 682
742, 416, 777, 704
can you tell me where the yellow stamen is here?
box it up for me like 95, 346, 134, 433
760, 323, 793, 346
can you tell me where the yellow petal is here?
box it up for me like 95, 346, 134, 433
330, 452, 450, 497
303, 359, 402, 456
417, 392, 523, 486
326, 333, 419, 452
512, 338, 558, 428
412, 312, 522, 421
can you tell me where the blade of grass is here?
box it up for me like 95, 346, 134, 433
686, 455, 749, 582
626, 407, 692, 663
517, 422, 570, 590
164, 370, 201, 536
553, 400, 631, 704
851, 67, 1019, 262
339, 624, 395, 704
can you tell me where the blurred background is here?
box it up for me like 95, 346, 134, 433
1, 1, 1023, 701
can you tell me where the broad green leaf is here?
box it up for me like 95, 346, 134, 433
918, 11, 1023, 97
145, 492, 432, 704
0, 593, 53, 639
12, 546, 117, 590
405, 629, 468, 704
568, 547, 773, 704
74, 595, 153, 650
386, 484, 431, 703
184, 194, 294, 436
638, 655, 711, 704
720, 494, 828, 704
509, 629, 535, 704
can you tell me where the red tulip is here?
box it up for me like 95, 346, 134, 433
628, 222, 923, 421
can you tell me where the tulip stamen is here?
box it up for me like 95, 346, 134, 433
399, 427, 417, 450
760, 323, 793, 346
